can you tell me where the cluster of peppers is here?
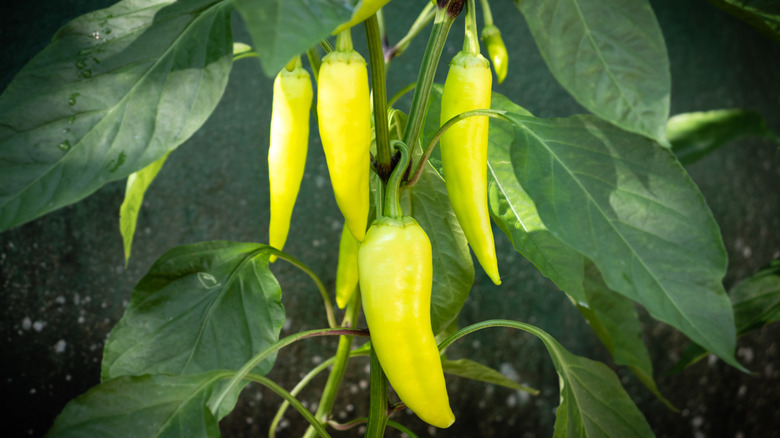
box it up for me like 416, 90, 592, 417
265, 0, 509, 429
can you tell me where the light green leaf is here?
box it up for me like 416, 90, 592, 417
46, 372, 228, 438
578, 262, 675, 410
707, 0, 780, 44
403, 162, 475, 336
516, 0, 670, 143
667, 109, 780, 165
509, 113, 740, 368
119, 152, 169, 265
0, 0, 234, 231
235, 0, 357, 77
102, 241, 285, 380
442, 358, 539, 394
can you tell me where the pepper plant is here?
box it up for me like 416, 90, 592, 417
1, 0, 779, 437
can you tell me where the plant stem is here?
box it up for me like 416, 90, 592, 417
463, 0, 480, 55
269, 357, 335, 438
364, 346, 389, 437
406, 109, 510, 187
210, 327, 369, 413
271, 249, 338, 328
386, 1, 436, 63
336, 28, 353, 52
383, 141, 410, 218
245, 373, 332, 438
301, 291, 363, 438
365, 14, 392, 181
306, 47, 321, 82
479, 0, 494, 26
401, 4, 458, 155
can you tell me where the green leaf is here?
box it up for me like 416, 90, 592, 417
508, 113, 740, 368
119, 152, 169, 265
671, 258, 780, 372
235, 0, 357, 77
706, 0, 780, 44
102, 241, 285, 380
0, 0, 234, 232
667, 109, 780, 165
440, 320, 654, 438
578, 262, 675, 410
516, 0, 670, 143
403, 162, 475, 336
46, 372, 228, 438
547, 336, 655, 438
485, 93, 587, 302
442, 358, 539, 395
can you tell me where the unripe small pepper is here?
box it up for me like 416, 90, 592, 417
317, 38, 371, 242
440, 51, 501, 285
268, 59, 312, 261
335, 223, 360, 309
481, 24, 508, 84
358, 142, 454, 429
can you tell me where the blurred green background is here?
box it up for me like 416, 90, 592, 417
1, 0, 779, 436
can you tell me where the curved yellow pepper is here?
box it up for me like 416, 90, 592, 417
358, 215, 455, 429
440, 51, 501, 285
268, 62, 312, 261
317, 49, 371, 242
481, 24, 508, 84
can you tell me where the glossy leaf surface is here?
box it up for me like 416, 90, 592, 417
0, 0, 234, 231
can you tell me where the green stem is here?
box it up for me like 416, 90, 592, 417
284, 56, 300, 72
386, 1, 436, 63
406, 109, 510, 187
320, 39, 334, 54
479, 0, 494, 26
383, 141, 410, 218
306, 47, 321, 82
301, 291, 363, 438
210, 327, 369, 412
401, 5, 458, 154
365, 346, 389, 437
269, 358, 334, 438
271, 248, 338, 329
336, 29, 353, 52
365, 14, 392, 181
387, 82, 416, 108
464, 0, 480, 55
245, 373, 332, 438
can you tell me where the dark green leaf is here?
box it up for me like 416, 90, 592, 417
102, 241, 285, 380
509, 113, 740, 368
119, 152, 169, 265
671, 258, 780, 372
516, 0, 670, 143
0, 0, 234, 231
46, 372, 228, 438
403, 162, 475, 335
578, 262, 675, 410
667, 109, 780, 165
235, 0, 357, 77
707, 0, 780, 44
442, 358, 539, 394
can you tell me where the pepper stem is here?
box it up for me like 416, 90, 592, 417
479, 0, 494, 27
383, 141, 410, 218
463, 0, 480, 55
365, 14, 392, 181
335, 28, 353, 52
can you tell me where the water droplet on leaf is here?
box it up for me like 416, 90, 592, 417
79, 69, 92, 79
68, 93, 80, 105
75, 59, 87, 69
58, 140, 71, 151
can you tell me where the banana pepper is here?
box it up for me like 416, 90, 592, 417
268, 59, 312, 261
440, 51, 501, 285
